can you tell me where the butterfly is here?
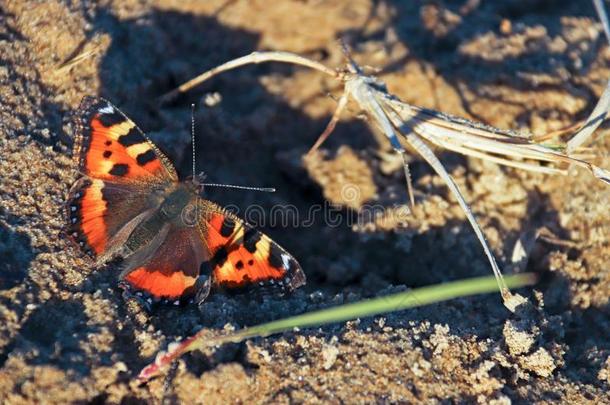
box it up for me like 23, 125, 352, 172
65, 96, 306, 306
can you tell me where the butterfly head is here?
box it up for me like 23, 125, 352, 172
189, 171, 208, 195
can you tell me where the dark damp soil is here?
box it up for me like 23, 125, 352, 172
1, 1, 609, 403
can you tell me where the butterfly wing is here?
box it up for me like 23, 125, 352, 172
66, 97, 178, 259
72, 96, 178, 182
198, 200, 306, 294
119, 219, 211, 305
117, 197, 305, 305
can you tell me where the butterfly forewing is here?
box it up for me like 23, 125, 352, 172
72, 96, 178, 182
197, 200, 306, 293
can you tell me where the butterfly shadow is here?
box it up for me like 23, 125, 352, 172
0, 220, 34, 292
0, 218, 37, 368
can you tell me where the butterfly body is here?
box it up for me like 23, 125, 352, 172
66, 97, 305, 306
121, 182, 193, 251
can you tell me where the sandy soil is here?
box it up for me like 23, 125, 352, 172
1, 0, 609, 403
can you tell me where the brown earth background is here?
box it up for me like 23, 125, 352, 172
1, 0, 609, 403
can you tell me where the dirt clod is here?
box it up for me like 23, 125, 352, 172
503, 320, 537, 356
518, 348, 557, 378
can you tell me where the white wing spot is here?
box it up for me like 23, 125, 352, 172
281, 253, 291, 269
98, 104, 115, 115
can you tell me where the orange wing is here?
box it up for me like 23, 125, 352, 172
66, 97, 177, 258
72, 96, 178, 182
119, 224, 211, 305
197, 200, 306, 293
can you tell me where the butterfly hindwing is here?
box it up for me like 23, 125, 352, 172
65, 178, 161, 258
198, 201, 306, 293
119, 222, 211, 304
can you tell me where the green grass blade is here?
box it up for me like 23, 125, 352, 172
138, 273, 536, 381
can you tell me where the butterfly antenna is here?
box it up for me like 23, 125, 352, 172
189, 103, 274, 194
201, 183, 276, 193
191, 103, 196, 178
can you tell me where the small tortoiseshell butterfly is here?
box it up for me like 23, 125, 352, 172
65, 96, 306, 306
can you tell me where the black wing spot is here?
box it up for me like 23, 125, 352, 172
118, 127, 145, 147
268, 244, 285, 268
105, 140, 112, 146
220, 217, 236, 238
243, 228, 261, 253
109, 163, 129, 177
212, 247, 229, 267
236, 260, 244, 270
248, 259, 254, 266
136, 149, 156, 166
103, 150, 112, 158
97, 110, 125, 127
